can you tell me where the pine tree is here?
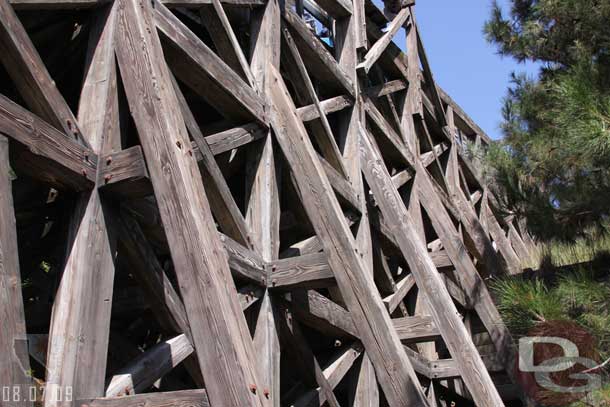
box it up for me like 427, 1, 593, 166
483, 0, 610, 241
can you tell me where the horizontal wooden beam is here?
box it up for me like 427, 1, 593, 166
9, 0, 262, 8
0, 94, 97, 190
392, 316, 440, 343
77, 390, 210, 407
269, 252, 333, 289
99, 146, 150, 199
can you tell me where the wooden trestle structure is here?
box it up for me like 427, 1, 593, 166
0, 0, 538, 405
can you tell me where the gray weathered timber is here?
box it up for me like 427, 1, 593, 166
268, 65, 428, 406
360, 127, 505, 407
153, 2, 267, 124
0, 136, 32, 407
105, 334, 193, 397
77, 390, 210, 407
0, 0, 87, 145
357, 7, 410, 75
45, 7, 118, 404
0, 94, 96, 190
114, 0, 268, 405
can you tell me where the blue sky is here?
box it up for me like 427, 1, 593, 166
373, 0, 540, 140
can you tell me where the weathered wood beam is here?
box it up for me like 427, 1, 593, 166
199, 0, 257, 87
360, 127, 505, 406
269, 252, 334, 289
115, 0, 268, 405
248, 2, 283, 402
392, 316, 440, 343
45, 7, 118, 404
77, 390, 210, 407
415, 170, 516, 386
382, 274, 414, 313
0, 94, 97, 190
481, 191, 521, 274
364, 15, 409, 80
293, 342, 363, 406
0, 0, 87, 145
283, 9, 354, 95
0, 135, 32, 407
357, 7, 410, 75
171, 73, 253, 247
105, 334, 193, 397
283, 28, 349, 178
153, 1, 267, 124
350, 353, 379, 407
9, 0, 263, 8
268, 65, 427, 405
288, 290, 358, 338
99, 146, 150, 199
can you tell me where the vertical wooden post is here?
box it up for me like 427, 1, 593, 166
249, 0, 282, 404
45, 6, 119, 404
115, 0, 268, 405
0, 135, 32, 407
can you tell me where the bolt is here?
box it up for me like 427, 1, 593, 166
263, 389, 270, 399
176, 140, 182, 149
81, 169, 87, 177
334, 339, 342, 347
104, 174, 113, 183
249, 384, 257, 394
106, 156, 113, 165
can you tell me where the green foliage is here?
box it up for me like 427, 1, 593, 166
484, 0, 610, 241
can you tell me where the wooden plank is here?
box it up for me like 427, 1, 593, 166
297, 95, 353, 122
153, 1, 267, 123
415, 171, 516, 386
350, 353, 379, 407
221, 233, 267, 283
0, 94, 97, 190
115, 1, 268, 405
105, 334, 193, 397
206, 123, 266, 155
359, 128, 505, 406
357, 7, 409, 75
281, 316, 341, 407
45, 7, 118, 404
283, 28, 349, 178
99, 146, 151, 199
283, 9, 354, 95
392, 316, 440, 343
170, 73, 253, 247
269, 252, 334, 289
382, 274, 414, 313
311, 0, 351, 18
289, 290, 358, 338
77, 390, 210, 407
364, 15, 409, 81
0, 135, 32, 407
199, 0, 257, 87
268, 65, 427, 406
0, 0, 88, 145
293, 342, 363, 406
9, 0, 263, 8
481, 192, 521, 274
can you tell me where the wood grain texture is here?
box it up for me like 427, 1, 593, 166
0, 0, 87, 145
0, 94, 96, 190
45, 7, 118, 404
0, 136, 32, 406
360, 127, 505, 406
268, 65, 427, 406
77, 390, 210, 407
115, 1, 268, 405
